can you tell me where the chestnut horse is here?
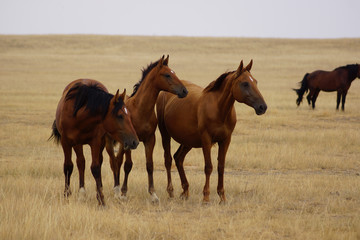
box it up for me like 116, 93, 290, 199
156, 60, 267, 204
50, 79, 139, 205
294, 64, 360, 110
105, 55, 188, 203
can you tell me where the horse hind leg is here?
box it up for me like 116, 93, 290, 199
311, 90, 320, 109
90, 142, 105, 206
174, 144, 192, 200
341, 90, 348, 111
61, 142, 73, 198
306, 92, 312, 106
158, 121, 174, 198
74, 145, 86, 201
336, 91, 341, 110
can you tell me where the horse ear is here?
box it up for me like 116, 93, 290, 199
235, 60, 244, 77
158, 55, 165, 68
113, 89, 120, 103
119, 88, 126, 101
245, 59, 253, 72
163, 55, 169, 66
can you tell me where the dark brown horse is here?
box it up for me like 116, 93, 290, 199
156, 60, 267, 204
50, 79, 139, 205
294, 64, 360, 110
105, 55, 188, 203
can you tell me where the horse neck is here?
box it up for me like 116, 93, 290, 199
131, 75, 160, 116
215, 78, 235, 122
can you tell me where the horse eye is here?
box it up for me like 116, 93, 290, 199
117, 114, 124, 120
164, 74, 171, 79
242, 82, 249, 88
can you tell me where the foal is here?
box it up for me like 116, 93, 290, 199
51, 79, 138, 205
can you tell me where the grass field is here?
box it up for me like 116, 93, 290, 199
0, 35, 360, 239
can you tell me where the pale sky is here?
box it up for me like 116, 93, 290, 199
0, 0, 359, 38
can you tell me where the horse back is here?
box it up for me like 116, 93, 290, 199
62, 79, 108, 96
55, 79, 108, 145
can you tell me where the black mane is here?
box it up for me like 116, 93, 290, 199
203, 71, 235, 92
335, 64, 359, 81
65, 83, 124, 118
130, 59, 168, 97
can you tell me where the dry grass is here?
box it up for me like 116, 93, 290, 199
1, 35, 360, 239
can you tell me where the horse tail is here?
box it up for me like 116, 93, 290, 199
293, 73, 309, 106
49, 120, 61, 144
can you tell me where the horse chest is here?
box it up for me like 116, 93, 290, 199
134, 118, 156, 141
208, 124, 233, 142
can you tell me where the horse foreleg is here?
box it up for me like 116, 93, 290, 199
217, 137, 231, 204
174, 144, 192, 199
121, 149, 132, 199
201, 133, 213, 203
90, 141, 105, 206
61, 141, 73, 197
144, 135, 159, 203
74, 145, 86, 200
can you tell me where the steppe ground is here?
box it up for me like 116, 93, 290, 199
0, 35, 360, 240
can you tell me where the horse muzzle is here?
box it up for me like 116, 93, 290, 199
255, 103, 267, 115
123, 138, 139, 150
176, 86, 188, 98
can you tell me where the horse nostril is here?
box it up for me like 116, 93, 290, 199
133, 140, 139, 148
258, 104, 267, 113
178, 87, 188, 98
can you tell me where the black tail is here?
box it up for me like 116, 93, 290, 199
48, 120, 61, 144
293, 73, 309, 106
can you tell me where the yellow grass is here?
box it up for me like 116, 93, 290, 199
1, 35, 360, 239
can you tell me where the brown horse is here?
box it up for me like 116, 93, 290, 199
294, 64, 360, 110
156, 60, 267, 204
50, 79, 139, 205
105, 55, 188, 203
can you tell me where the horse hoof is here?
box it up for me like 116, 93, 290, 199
179, 191, 189, 200
150, 193, 160, 204
202, 200, 210, 206
78, 187, 86, 202
113, 186, 123, 200
64, 188, 72, 198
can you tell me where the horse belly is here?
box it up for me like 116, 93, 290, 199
164, 105, 202, 147
170, 129, 202, 148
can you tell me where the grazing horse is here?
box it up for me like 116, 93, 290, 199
156, 60, 267, 204
50, 79, 139, 205
105, 55, 188, 203
294, 64, 360, 110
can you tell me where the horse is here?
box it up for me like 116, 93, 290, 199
156, 60, 267, 204
294, 64, 360, 110
50, 79, 139, 205
105, 55, 188, 203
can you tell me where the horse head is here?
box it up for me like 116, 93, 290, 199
231, 60, 267, 115
105, 89, 139, 150
152, 55, 188, 98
